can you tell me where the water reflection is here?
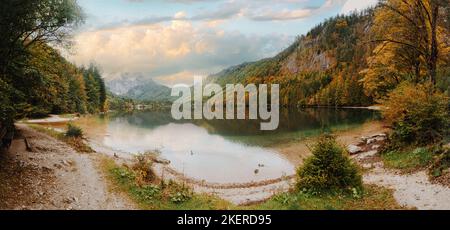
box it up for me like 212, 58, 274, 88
75, 108, 379, 183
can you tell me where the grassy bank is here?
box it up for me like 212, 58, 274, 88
100, 157, 403, 210
99, 158, 235, 210
28, 124, 93, 153
381, 147, 434, 172
252, 185, 403, 210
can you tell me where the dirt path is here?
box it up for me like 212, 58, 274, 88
363, 164, 450, 210
352, 148, 450, 210
0, 124, 134, 210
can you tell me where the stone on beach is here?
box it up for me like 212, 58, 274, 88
347, 144, 363, 154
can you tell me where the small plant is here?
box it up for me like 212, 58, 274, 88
429, 146, 450, 178
111, 167, 136, 185
65, 123, 83, 138
296, 134, 363, 195
135, 184, 161, 201
133, 153, 157, 185
169, 189, 192, 204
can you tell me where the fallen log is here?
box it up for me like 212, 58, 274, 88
24, 136, 33, 152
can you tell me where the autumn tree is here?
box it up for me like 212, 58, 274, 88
363, 0, 449, 98
0, 0, 83, 71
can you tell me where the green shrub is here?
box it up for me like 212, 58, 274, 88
429, 146, 450, 178
296, 135, 362, 195
169, 190, 192, 204
381, 83, 449, 146
65, 123, 83, 138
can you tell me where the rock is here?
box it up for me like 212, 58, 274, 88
347, 145, 363, 154
372, 145, 381, 150
356, 140, 366, 146
366, 138, 377, 145
63, 197, 77, 204
355, 150, 378, 160
61, 160, 70, 166
366, 134, 387, 144
41, 166, 53, 172
371, 133, 387, 138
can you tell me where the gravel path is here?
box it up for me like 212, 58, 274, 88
352, 146, 450, 210
0, 124, 134, 210
363, 167, 450, 210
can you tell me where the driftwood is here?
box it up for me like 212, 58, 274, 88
24, 136, 33, 152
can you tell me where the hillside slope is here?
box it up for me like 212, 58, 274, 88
210, 10, 375, 107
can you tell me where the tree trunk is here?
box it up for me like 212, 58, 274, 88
429, 3, 439, 86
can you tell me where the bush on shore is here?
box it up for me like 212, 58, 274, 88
296, 135, 363, 195
65, 123, 83, 138
429, 146, 450, 178
381, 83, 449, 147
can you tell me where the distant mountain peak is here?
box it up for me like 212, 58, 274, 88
106, 73, 173, 102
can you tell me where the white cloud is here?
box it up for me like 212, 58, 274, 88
340, 0, 378, 14
69, 20, 291, 84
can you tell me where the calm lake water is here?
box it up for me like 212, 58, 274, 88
72, 108, 379, 184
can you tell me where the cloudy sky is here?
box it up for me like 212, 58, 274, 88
69, 0, 378, 86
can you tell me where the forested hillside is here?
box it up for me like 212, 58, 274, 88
1, 0, 106, 143
211, 2, 449, 107
210, 10, 375, 107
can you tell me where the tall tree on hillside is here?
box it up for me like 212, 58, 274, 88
363, 0, 449, 97
82, 64, 107, 113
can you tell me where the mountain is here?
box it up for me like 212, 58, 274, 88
209, 9, 375, 107
106, 74, 173, 102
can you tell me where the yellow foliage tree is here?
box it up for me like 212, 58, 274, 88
362, 0, 449, 98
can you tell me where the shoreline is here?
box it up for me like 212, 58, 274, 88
7, 120, 450, 209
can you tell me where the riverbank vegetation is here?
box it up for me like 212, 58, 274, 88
100, 156, 233, 210
100, 137, 402, 210
248, 135, 402, 210
365, 0, 450, 179
28, 124, 93, 153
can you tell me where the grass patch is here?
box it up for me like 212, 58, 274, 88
29, 124, 93, 153
99, 157, 234, 210
251, 185, 404, 210
382, 147, 433, 171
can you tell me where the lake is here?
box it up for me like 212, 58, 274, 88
72, 108, 380, 184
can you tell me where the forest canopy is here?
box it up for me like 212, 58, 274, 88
0, 0, 106, 131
